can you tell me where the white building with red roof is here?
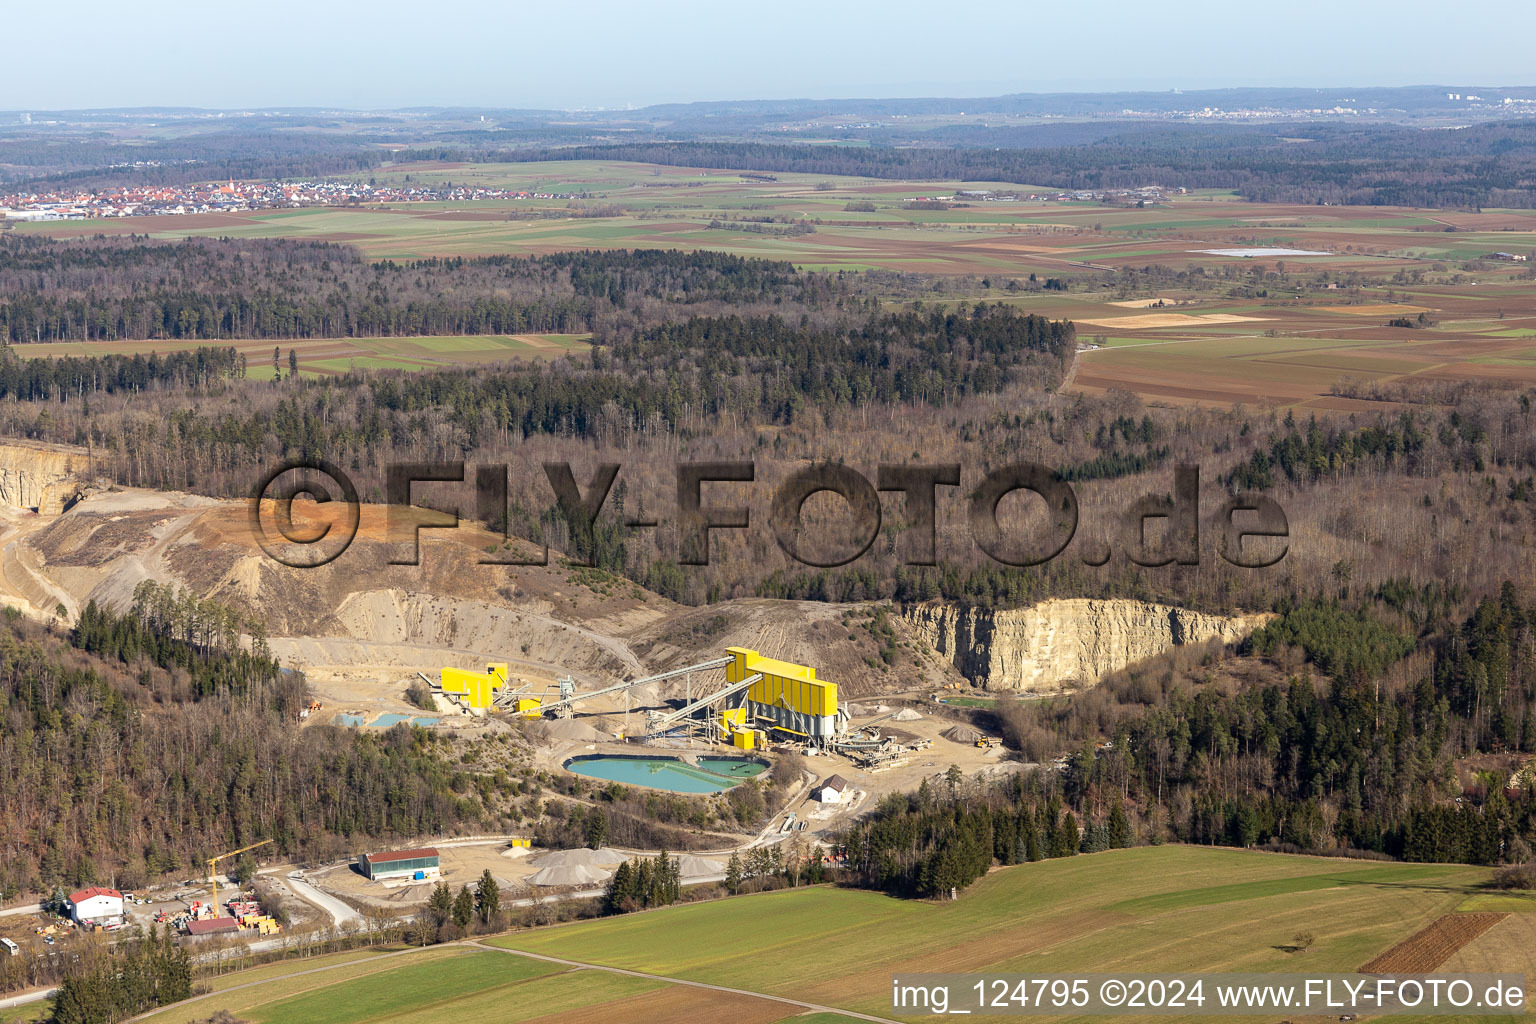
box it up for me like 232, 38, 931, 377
67, 887, 124, 925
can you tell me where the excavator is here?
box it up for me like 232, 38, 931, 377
206, 839, 273, 917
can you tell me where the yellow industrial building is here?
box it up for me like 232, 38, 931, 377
442, 648, 845, 747
726, 646, 842, 741
440, 663, 509, 711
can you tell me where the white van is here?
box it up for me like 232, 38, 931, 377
0, 937, 19, 956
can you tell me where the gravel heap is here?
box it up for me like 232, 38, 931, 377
527, 862, 613, 887
524, 847, 630, 887
529, 847, 629, 868
528, 719, 605, 742
674, 854, 723, 877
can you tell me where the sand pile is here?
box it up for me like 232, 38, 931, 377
528, 719, 605, 743
626, 683, 660, 706
525, 847, 628, 886
674, 854, 722, 877
529, 847, 628, 868
894, 708, 923, 722
942, 723, 982, 743
527, 863, 613, 887
845, 702, 870, 716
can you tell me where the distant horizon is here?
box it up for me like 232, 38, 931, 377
7, 81, 1536, 118
5, 0, 1534, 112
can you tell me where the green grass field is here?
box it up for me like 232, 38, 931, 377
0, 1003, 49, 1024
121, 846, 1525, 1024
494, 847, 1493, 1018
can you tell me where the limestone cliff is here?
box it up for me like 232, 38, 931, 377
0, 440, 94, 513
903, 599, 1272, 692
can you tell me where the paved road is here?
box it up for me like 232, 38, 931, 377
0, 986, 56, 1012
475, 940, 905, 1024
0, 902, 42, 919
283, 871, 362, 929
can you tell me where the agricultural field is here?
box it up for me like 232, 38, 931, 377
129, 846, 1535, 1024
1069, 290, 1536, 409
1360, 913, 1510, 974
18, 160, 1534, 273
496, 846, 1518, 1021
13, 159, 1536, 406
4, 334, 591, 378
134, 945, 850, 1024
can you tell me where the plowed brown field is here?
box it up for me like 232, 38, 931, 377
1359, 912, 1509, 973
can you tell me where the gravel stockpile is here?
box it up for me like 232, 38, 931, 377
529, 719, 605, 742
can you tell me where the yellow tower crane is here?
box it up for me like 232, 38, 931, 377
207, 839, 273, 917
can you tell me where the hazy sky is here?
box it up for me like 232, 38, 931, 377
6, 0, 1534, 110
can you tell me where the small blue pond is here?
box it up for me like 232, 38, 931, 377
332, 713, 440, 728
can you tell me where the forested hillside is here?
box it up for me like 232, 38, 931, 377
843, 583, 1536, 896
0, 587, 505, 900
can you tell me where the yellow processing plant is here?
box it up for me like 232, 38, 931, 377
436, 647, 845, 745
439, 663, 518, 711
727, 646, 840, 741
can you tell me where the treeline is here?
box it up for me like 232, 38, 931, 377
414, 870, 504, 944
72, 581, 281, 703
45, 930, 192, 1024
486, 121, 1536, 208
602, 852, 683, 914
0, 601, 505, 899
0, 237, 841, 343
839, 774, 1132, 898
0, 345, 244, 401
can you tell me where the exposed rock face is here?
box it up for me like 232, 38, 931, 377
0, 440, 93, 514
902, 599, 1273, 692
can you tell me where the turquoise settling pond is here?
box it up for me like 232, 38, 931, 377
564, 755, 769, 794
333, 713, 441, 728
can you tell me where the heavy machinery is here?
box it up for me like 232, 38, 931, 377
206, 839, 272, 916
